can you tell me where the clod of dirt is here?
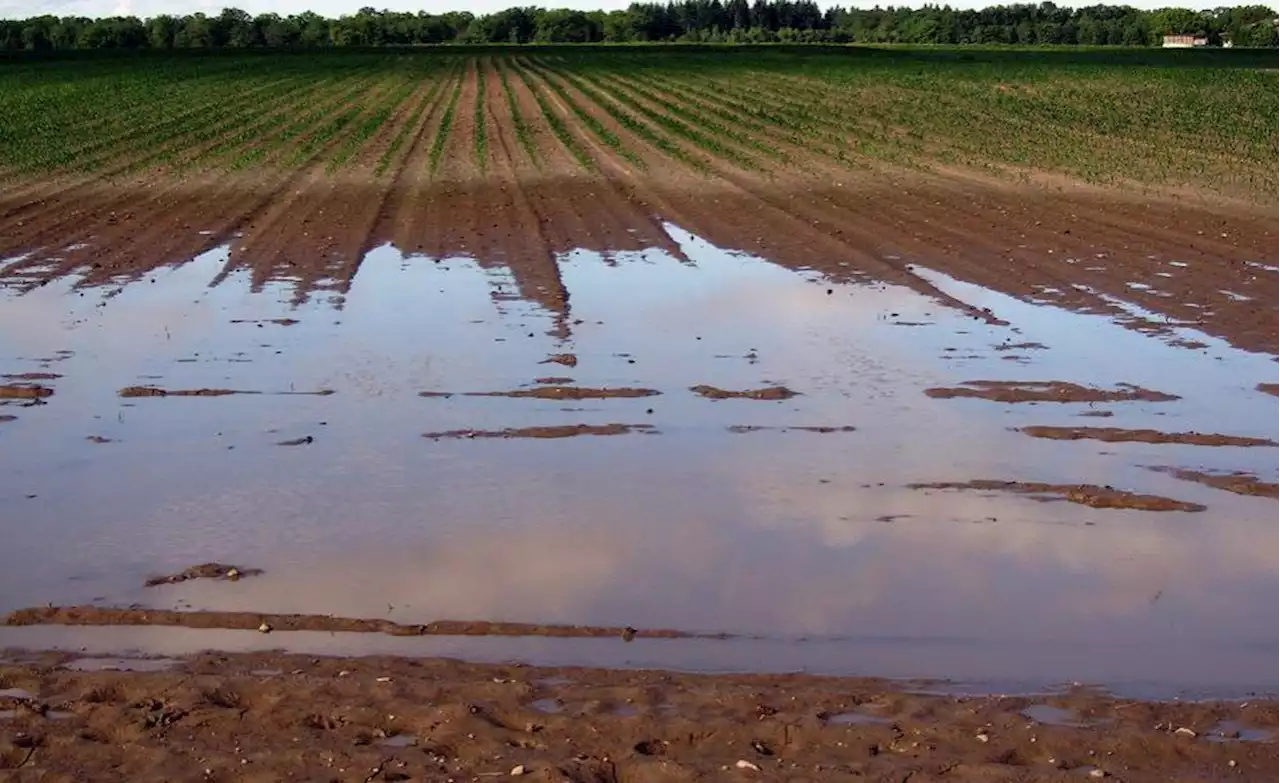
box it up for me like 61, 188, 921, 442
1258, 383, 1279, 397
85, 436, 113, 444
469, 386, 660, 400
0, 384, 53, 399
691, 385, 799, 400
727, 425, 855, 434
119, 386, 244, 398
909, 480, 1205, 512
924, 381, 1179, 403
1019, 426, 1276, 447
143, 563, 264, 587
541, 354, 578, 368
0, 415, 16, 423
1, 372, 61, 380
1149, 467, 1278, 498
992, 342, 1048, 352
276, 436, 314, 446
424, 424, 656, 440
533, 377, 575, 384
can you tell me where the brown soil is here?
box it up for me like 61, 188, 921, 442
690, 385, 799, 401
1020, 426, 1277, 447
420, 387, 660, 400
1149, 467, 1279, 498
0, 385, 53, 400
143, 564, 263, 588
118, 387, 334, 398
541, 354, 578, 368
909, 481, 1206, 512
424, 424, 656, 440
0, 373, 61, 381
727, 425, 856, 434
533, 377, 575, 384
924, 381, 1179, 404
1258, 383, 1278, 396
0, 650, 1272, 782
3, 607, 699, 641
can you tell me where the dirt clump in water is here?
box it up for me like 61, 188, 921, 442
3, 606, 697, 640
425, 424, 655, 439
691, 384, 799, 400
910, 480, 1206, 512
119, 386, 246, 398
471, 386, 660, 400
541, 353, 578, 367
1020, 426, 1276, 447
0, 384, 53, 399
0, 650, 1270, 782
1258, 383, 1278, 397
925, 380, 1179, 403
992, 342, 1048, 352
727, 425, 855, 433
1149, 467, 1279, 498
143, 564, 264, 587
0, 415, 17, 423
2, 372, 61, 380
533, 376, 574, 384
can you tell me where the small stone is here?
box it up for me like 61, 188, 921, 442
1089, 769, 1107, 778
735, 760, 760, 772
1174, 727, 1197, 737
226, 568, 240, 580
375, 677, 392, 683
510, 765, 527, 776
975, 732, 990, 743
621, 627, 637, 642
1228, 760, 1237, 768
257, 622, 272, 634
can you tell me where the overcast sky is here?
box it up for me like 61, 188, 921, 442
0, 0, 1238, 20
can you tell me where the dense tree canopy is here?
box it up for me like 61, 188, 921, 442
1, 3, 1276, 50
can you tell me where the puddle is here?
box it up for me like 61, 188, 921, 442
0, 688, 33, 700
0, 227, 1275, 697
1021, 704, 1103, 728
1204, 720, 1276, 743
62, 657, 182, 672
530, 698, 563, 714
377, 734, 418, 748
824, 711, 892, 726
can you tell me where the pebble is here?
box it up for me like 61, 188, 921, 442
1174, 726, 1197, 737
735, 760, 761, 772
510, 765, 527, 776
257, 622, 272, 634
1089, 769, 1107, 778
1228, 760, 1237, 768
975, 732, 990, 743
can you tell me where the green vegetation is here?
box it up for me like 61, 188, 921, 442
0, 47, 1274, 202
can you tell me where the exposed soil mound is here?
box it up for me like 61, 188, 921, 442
424, 424, 656, 439
909, 480, 1206, 512
691, 384, 799, 400
144, 563, 264, 587
924, 381, 1179, 404
1020, 426, 1276, 447
1149, 467, 1279, 498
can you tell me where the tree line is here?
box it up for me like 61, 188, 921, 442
2, 2, 1276, 51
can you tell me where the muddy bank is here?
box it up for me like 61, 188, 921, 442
422, 386, 660, 400
143, 564, 263, 588
424, 424, 656, 440
0, 384, 53, 400
1258, 383, 1278, 397
925, 381, 1179, 404
727, 425, 856, 434
119, 386, 335, 398
691, 384, 799, 400
3, 607, 704, 640
909, 480, 1206, 512
0, 650, 1272, 782
1150, 467, 1279, 499
1019, 426, 1277, 447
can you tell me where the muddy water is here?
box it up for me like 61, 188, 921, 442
0, 225, 1275, 697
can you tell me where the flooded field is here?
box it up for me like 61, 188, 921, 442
1, 213, 1275, 698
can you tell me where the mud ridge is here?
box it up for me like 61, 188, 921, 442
3, 606, 711, 640
424, 424, 656, 439
909, 480, 1206, 512
925, 381, 1179, 404
421, 386, 660, 400
1020, 426, 1276, 447
1148, 467, 1279, 499
144, 564, 263, 588
691, 385, 799, 400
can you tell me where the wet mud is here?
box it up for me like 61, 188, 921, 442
4, 607, 700, 640
910, 481, 1207, 512
118, 386, 334, 398
690, 384, 799, 400
143, 564, 263, 588
1149, 467, 1279, 499
0, 384, 53, 400
424, 424, 656, 440
924, 381, 1179, 403
0, 650, 1272, 783
1019, 426, 1277, 447
726, 425, 856, 434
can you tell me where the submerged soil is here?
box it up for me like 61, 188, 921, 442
1019, 426, 1277, 447
909, 481, 1207, 512
0, 650, 1272, 782
424, 424, 656, 439
924, 382, 1180, 404
1149, 467, 1279, 499
690, 385, 800, 400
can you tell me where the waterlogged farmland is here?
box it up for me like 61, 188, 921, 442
0, 46, 1276, 707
